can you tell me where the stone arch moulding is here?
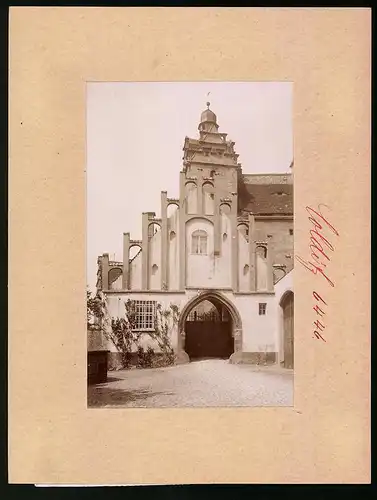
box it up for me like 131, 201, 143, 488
186, 215, 214, 225
278, 289, 294, 368
273, 267, 287, 284
279, 288, 293, 307
167, 201, 180, 208
108, 267, 122, 278
148, 221, 162, 229
129, 243, 142, 251
219, 203, 231, 214
237, 223, 250, 242
176, 290, 243, 364
256, 244, 267, 258
108, 267, 123, 289
129, 244, 142, 262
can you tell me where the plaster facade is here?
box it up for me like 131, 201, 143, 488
96, 103, 294, 367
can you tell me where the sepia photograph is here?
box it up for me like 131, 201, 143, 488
8, 7, 370, 485
87, 81, 294, 408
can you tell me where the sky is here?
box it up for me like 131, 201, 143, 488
86, 81, 293, 291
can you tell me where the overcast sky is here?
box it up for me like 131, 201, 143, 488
86, 81, 293, 290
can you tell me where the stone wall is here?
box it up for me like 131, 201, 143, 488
255, 219, 294, 277
104, 289, 281, 364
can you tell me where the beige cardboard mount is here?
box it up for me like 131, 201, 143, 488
9, 7, 371, 484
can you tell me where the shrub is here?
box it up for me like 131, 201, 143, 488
137, 346, 155, 368
87, 290, 179, 370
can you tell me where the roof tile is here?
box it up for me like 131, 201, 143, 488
239, 183, 293, 215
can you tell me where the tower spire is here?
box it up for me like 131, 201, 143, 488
199, 101, 218, 132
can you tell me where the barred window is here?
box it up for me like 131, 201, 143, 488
259, 303, 267, 315
132, 300, 156, 331
191, 230, 208, 255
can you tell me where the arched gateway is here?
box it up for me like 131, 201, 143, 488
177, 291, 242, 362
280, 290, 294, 369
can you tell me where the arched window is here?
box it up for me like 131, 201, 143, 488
191, 229, 208, 255
185, 182, 197, 214
108, 268, 122, 290
219, 203, 231, 215
237, 223, 249, 243
202, 182, 214, 215
256, 245, 267, 259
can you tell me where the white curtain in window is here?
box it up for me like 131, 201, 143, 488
191, 230, 207, 254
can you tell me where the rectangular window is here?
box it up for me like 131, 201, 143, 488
131, 300, 157, 331
259, 303, 267, 315
289, 229, 293, 235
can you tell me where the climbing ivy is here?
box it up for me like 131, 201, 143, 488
148, 303, 179, 367
87, 289, 105, 330
87, 291, 180, 370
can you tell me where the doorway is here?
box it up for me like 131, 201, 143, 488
184, 299, 234, 360
281, 291, 294, 369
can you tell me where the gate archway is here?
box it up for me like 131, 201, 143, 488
280, 291, 294, 369
178, 291, 242, 362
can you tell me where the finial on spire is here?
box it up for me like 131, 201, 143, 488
206, 91, 211, 109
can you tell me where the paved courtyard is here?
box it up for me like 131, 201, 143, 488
88, 359, 293, 408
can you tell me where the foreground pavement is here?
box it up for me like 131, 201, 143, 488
88, 359, 293, 408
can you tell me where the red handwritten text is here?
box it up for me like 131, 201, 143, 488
295, 204, 340, 287
312, 291, 327, 342
296, 204, 339, 342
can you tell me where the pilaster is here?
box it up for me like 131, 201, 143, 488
102, 253, 109, 290
231, 213, 238, 291
141, 213, 149, 290
233, 327, 242, 352
197, 171, 203, 215
254, 226, 268, 292
213, 190, 221, 255
266, 242, 274, 292
179, 171, 186, 290
161, 191, 168, 289
248, 214, 256, 291
122, 233, 130, 289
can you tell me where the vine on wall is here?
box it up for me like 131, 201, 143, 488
87, 290, 109, 351
87, 290, 105, 330
87, 291, 180, 369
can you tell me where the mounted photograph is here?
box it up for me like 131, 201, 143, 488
86, 81, 294, 408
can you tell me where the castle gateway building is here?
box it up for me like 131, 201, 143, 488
96, 103, 294, 369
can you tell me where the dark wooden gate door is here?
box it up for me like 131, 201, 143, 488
185, 321, 233, 360
283, 293, 294, 369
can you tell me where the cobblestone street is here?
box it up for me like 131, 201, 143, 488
88, 359, 293, 408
